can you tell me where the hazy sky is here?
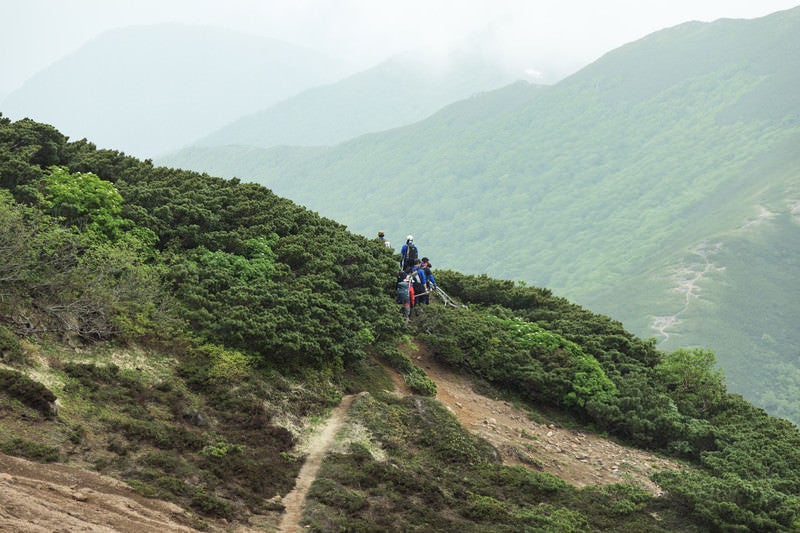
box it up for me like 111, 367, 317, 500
2, 0, 799, 98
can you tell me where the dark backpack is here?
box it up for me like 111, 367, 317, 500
396, 281, 410, 304
406, 243, 418, 262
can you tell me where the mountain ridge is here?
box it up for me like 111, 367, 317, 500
192, 50, 526, 149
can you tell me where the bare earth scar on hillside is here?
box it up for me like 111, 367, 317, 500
0, 452, 198, 532
390, 344, 681, 495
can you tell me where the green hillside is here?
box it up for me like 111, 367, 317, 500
159, 7, 800, 423
192, 51, 523, 149
4, 117, 800, 530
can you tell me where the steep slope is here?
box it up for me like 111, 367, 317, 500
5, 118, 800, 531
190, 51, 523, 149
0, 24, 346, 158
158, 7, 800, 423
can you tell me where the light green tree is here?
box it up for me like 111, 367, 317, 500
656, 347, 726, 417
41, 165, 125, 242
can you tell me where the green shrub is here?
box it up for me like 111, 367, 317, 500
200, 438, 244, 458
0, 368, 57, 416
462, 493, 509, 522
203, 344, 252, 385
414, 398, 497, 466
514, 503, 589, 531
0, 325, 25, 365
0, 437, 60, 462
404, 366, 437, 396
309, 478, 368, 513
191, 490, 235, 520
376, 342, 436, 396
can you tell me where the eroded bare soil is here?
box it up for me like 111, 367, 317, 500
393, 345, 681, 495
0, 452, 200, 532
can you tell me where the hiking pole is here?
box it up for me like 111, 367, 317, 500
433, 286, 466, 308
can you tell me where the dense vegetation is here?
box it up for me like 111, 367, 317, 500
159, 7, 800, 424
2, 116, 800, 531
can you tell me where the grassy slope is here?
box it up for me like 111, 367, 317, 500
0, 339, 700, 532
0, 341, 338, 528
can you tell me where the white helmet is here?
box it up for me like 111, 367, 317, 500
406, 235, 413, 241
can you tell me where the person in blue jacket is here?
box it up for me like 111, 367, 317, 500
411, 259, 429, 305
400, 235, 418, 270
421, 257, 436, 293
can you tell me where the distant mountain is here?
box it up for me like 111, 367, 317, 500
0, 24, 347, 158
191, 50, 524, 148
159, 7, 800, 423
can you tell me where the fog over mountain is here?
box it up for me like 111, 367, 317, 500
4, 1, 800, 95
191, 49, 526, 150
1, 24, 347, 158
3, 1, 799, 155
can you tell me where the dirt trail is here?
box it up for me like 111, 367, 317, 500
650, 241, 723, 343
395, 347, 680, 494
278, 394, 355, 533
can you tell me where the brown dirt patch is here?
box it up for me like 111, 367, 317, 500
0, 452, 203, 532
401, 343, 681, 494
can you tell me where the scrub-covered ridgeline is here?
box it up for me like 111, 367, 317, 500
1, 116, 799, 531
0, 116, 401, 372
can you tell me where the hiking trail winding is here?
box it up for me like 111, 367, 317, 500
278, 394, 355, 533
650, 241, 723, 343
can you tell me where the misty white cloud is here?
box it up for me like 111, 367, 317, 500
1, 0, 799, 97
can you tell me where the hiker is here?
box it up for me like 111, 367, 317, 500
411, 259, 429, 306
400, 235, 418, 271
422, 257, 437, 292
377, 231, 391, 248
395, 270, 413, 321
